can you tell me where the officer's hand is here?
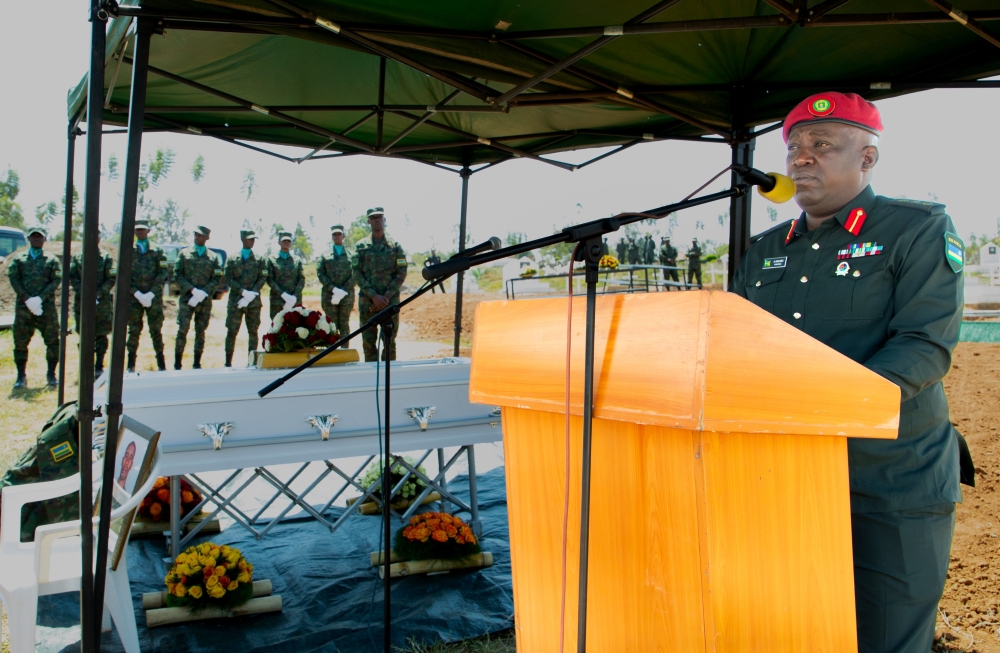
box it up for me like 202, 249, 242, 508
25, 296, 43, 316
371, 294, 389, 311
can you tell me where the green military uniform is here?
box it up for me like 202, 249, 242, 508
316, 240, 355, 341
127, 232, 169, 371
0, 402, 81, 542
615, 239, 627, 262
659, 238, 679, 289
174, 234, 222, 369
8, 236, 61, 383
686, 240, 702, 288
69, 250, 115, 372
267, 249, 305, 320
600, 239, 610, 257
224, 233, 268, 366
731, 186, 963, 653
642, 235, 656, 265
353, 233, 407, 362
422, 252, 446, 294
627, 240, 639, 265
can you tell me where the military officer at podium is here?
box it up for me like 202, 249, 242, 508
731, 92, 964, 653
352, 207, 407, 362
316, 224, 355, 342
224, 229, 267, 367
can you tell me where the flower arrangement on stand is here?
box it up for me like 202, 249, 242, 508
394, 512, 481, 561
359, 456, 428, 503
138, 477, 202, 522
599, 254, 619, 269
164, 543, 254, 611
519, 268, 538, 278
261, 307, 338, 353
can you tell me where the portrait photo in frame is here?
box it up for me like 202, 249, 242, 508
101, 415, 160, 571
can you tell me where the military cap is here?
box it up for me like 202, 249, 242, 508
193, 225, 211, 236
366, 207, 385, 218
783, 92, 883, 143
331, 224, 345, 234
240, 229, 257, 239
26, 226, 47, 238
134, 220, 150, 230
278, 231, 293, 242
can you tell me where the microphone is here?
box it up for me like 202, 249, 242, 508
452, 236, 502, 259
732, 165, 796, 204
424, 236, 502, 280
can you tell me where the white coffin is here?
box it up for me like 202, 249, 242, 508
99, 358, 501, 476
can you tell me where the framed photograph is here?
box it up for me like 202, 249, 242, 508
103, 415, 160, 571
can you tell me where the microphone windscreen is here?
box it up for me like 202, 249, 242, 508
757, 173, 795, 204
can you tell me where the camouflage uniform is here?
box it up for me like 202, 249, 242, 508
616, 240, 627, 262
352, 234, 407, 361
174, 247, 222, 366
69, 251, 115, 365
127, 241, 169, 363
686, 242, 702, 288
643, 235, 656, 264
627, 240, 640, 264
267, 253, 305, 319
659, 240, 679, 287
225, 251, 268, 364
316, 246, 355, 343
8, 248, 61, 367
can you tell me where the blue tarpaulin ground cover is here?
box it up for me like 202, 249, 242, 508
36, 468, 514, 653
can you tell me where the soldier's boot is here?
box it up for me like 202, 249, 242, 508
174, 352, 183, 370
193, 352, 202, 370
95, 353, 105, 378
155, 352, 166, 372
127, 351, 137, 373
224, 350, 233, 368
46, 361, 58, 387
13, 362, 27, 389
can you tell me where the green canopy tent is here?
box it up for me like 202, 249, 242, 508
66, 1, 1000, 650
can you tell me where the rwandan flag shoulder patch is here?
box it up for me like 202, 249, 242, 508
944, 232, 964, 273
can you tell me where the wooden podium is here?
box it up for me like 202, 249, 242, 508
469, 291, 900, 653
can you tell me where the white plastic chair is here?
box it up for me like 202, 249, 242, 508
0, 448, 161, 653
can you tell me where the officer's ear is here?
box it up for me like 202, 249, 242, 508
861, 144, 879, 172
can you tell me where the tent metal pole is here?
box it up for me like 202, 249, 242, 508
58, 123, 80, 405
925, 0, 1000, 49
78, 1, 108, 650
453, 161, 470, 356
381, 88, 462, 152
728, 131, 755, 284
377, 57, 386, 149
91, 21, 153, 645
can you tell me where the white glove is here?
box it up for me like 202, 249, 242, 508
143, 291, 156, 306
237, 297, 250, 309
188, 288, 208, 307
25, 296, 43, 316
241, 289, 259, 302
281, 292, 296, 310
133, 290, 151, 307
330, 287, 347, 304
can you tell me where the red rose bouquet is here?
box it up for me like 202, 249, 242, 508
139, 476, 202, 522
261, 306, 339, 353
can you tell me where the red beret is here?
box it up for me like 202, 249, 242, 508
783, 92, 883, 143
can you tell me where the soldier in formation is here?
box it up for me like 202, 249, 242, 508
69, 232, 115, 376
268, 231, 305, 319
224, 229, 267, 367
627, 238, 639, 265
686, 238, 702, 289
127, 220, 168, 372
659, 236, 679, 290
173, 226, 221, 370
643, 234, 656, 265
352, 207, 407, 362
8, 227, 61, 389
316, 224, 355, 343
601, 238, 610, 257
422, 249, 445, 293
615, 238, 627, 263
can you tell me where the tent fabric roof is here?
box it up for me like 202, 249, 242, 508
69, 0, 1000, 168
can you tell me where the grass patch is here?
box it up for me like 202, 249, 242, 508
400, 629, 515, 653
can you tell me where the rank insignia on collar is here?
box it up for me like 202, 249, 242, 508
784, 219, 797, 245
836, 261, 850, 276
944, 232, 964, 273
845, 207, 867, 236
836, 242, 884, 260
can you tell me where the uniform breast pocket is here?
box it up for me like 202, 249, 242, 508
745, 268, 785, 312
822, 258, 889, 321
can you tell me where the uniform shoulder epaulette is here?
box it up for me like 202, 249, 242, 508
750, 219, 796, 244
885, 198, 946, 214
354, 236, 372, 249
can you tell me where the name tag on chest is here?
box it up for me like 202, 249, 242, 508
762, 257, 787, 269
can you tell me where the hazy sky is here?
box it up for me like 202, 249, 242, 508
3, 2, 999, 255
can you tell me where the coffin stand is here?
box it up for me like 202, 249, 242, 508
469, 291, 900, 653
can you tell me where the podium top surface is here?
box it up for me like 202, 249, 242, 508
470, 291, 899, 439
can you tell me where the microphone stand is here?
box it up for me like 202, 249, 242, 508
259, 179, 755, 653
